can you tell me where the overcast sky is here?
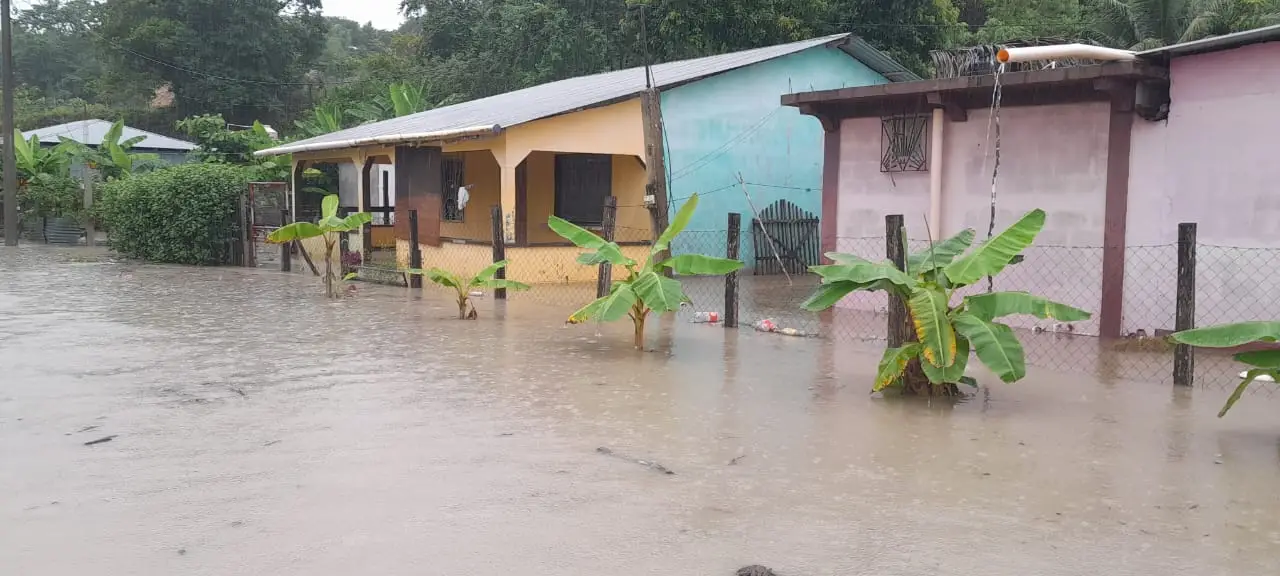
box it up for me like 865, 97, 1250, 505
323, 0, 406, 30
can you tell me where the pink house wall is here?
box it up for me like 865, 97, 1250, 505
1126, 41, 1280, 329
834, 103, 1110, 333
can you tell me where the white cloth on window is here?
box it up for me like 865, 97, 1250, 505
457, 185, 471, 210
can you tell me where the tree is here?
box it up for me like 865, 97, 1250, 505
827, 0, 964, 75
802, 210, 1091, 396
96, 0, 327, 126
550, 193, 743, 348
1083, 0, 1280, 49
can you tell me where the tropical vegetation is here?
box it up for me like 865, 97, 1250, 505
552, 193, 743, 348
97, 163, 252, 265
406, 261, 530, 319
9, 0, 1277, 147
801, 209, 1091, 396
267, 194, 372, 298
1171, 321, 1280, 417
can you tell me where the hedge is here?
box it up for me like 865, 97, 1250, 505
98, 163, 251, 265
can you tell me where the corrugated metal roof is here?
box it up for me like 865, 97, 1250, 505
1138, 24, 1280, 59
24, 119, 197, 151
263, 34, 913, 156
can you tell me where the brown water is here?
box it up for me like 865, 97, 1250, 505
3, 246, 1280, 576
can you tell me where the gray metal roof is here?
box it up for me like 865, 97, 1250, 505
24, 119, 196, 151
1138, 24, 1280, 59
265, 34, 915, 156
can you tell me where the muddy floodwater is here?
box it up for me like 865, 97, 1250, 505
3, 247, 1280, 575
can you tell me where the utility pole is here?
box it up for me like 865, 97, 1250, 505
638, 4, 670, 269
82, 103, 94, 246
1, 0, 16, 247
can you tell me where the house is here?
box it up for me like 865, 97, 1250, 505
783, 25, 1280, 338
24, 119, 196, 173
256, 34, 915, 283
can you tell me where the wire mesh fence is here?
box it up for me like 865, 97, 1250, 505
344, 207, 1280, 396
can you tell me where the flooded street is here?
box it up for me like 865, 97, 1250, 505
3, 247, 1280, 575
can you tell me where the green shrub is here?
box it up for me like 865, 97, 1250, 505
98, 163, 250, 264
19, 175, 83, 220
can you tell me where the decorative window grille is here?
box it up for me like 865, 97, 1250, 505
880, 114, 930, 172
442, 153, 466, 222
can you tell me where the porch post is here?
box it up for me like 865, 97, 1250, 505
499, 163, 517, 245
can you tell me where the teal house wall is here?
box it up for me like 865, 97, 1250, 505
661, 46, 887, 267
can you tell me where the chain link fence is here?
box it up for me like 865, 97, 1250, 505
345, 205, 1279, 395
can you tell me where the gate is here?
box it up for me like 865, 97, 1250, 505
751, 199, 820, 275
248, 182, 289, 268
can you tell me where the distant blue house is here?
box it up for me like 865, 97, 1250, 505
661, 34, 917, 271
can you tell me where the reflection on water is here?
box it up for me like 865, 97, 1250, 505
2, 245, 1279, 576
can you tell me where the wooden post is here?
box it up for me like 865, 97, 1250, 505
1174, 222, 1197, 387
885, 214, 911, 347
490, 205, 507, 300
280, 209, 291, 272
408, 209, 422, 288
339, 231, 350, 275
82, 167, 94, 247
640, 90, 671, 271
725, 212, 741, 328
597, 196, 617, 298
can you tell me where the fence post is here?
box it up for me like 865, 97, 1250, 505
339, 231, 350, 276
490, 205, 507, 300
280, 209, 291, 272
1174, 222, 1197, 387
885, 214, 911, 348
725, 212, 741, 328
597, 196, 617, 298
409, 209, 422, 289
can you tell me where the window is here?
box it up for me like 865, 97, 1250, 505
880, 114, 929, 172
554, 153, 612, 227
442, 153, 465, 222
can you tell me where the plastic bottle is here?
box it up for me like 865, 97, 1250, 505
754, 319, 777, 332
690, 311, 720, 323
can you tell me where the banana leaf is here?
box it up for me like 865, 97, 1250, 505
659, 254, 743, 275
909, 286, 957, 368
945, 209, 1045, 287
654, 193, 699, 254
874, 344, 921, 392
907, 228, 976, 274
952, 312, 1026, 383
1171, 321, 1280, 348
964, 291, 1091, 322
632, 270, 688, 313
921, 336, 971, 384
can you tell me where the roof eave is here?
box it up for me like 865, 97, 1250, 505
255, 124, 503, 157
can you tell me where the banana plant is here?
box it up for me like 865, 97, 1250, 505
802, 209, 1091, 396
267, 194, 371, 298
1170, 322, 1280, 417
12, 129, 72, 183
551, 193, 744, 348
57, 119, 158, 179
405, 260, 530, 319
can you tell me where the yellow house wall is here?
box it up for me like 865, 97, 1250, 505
502, 99, 645, 164
523, 151, 651, 243
394, 240, 650, 285
439, 149, 502, 241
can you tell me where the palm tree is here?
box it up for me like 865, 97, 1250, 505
1086, 0, 1280, 50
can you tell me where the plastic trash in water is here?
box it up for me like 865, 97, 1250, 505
690, 312, 720, 324
469, 290, 484, 298
778, 327, 802, 337
754, 319, 777, 332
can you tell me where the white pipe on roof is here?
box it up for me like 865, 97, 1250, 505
997, 44, 1136, 63
254, 124, 503, 157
